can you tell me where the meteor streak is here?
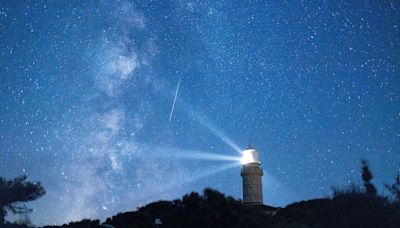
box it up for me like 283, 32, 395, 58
169, 77, 181, 122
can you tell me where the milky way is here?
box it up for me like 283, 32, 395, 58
0, 1, 399, 225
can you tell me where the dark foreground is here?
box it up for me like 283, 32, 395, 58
2, 187, 400, 228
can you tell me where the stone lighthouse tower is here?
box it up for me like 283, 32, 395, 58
240, 145, 263, 205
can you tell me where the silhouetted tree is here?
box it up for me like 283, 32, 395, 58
274, 160, 400, 228
385, 173, 400, 203
0, 175, 45, 224
361, 160, 377, 195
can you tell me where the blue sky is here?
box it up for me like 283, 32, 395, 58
0, 0, 399, 225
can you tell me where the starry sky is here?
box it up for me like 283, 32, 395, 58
0, 0, 399, 225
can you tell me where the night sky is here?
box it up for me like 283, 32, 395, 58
1, 0, 399, 225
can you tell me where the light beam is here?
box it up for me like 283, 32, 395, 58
145, 146, 241, 163
182, 105, 242, 154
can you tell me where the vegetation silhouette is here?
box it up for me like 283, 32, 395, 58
1, 161, 400, 228
385, 173, 400, 203
101, 189, 276, 228
273, 160, 399, 228
361, 159, 377, 196
0, 175, 45, 225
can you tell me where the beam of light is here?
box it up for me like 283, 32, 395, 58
161, 80, 241, 154
186, 162, 241, 182
181, 105, 242, 154
199, 119, 242, 154
129, 162, 241, 207
155, 162, 241, 193
168, 77, 181, 122
129, 145, 242, 199
153, 148, 241, 162
173, 152, 241, 162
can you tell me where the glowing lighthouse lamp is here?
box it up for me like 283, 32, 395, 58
240, 145, 264, 205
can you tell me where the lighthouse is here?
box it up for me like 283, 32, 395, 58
240, 145, 264, 205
